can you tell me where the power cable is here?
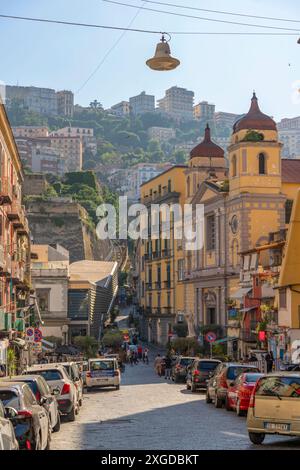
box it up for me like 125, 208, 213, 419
102, 0, 300, 32
0, 12, 298, 35
76, 1, 147, 94
143, 0, 300, 24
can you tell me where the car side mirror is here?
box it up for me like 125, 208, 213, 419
40, 396, 47, 405
52, 387, 60, 396
5, 407, 18, 419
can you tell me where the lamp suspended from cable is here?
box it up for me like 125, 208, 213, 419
146, 33, 180, 71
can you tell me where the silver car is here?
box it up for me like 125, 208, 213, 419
24, 364, 78, 422
0, 400, 18, 450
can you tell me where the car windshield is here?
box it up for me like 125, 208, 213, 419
245, 373, 263, 383
90, 360, 114, 371
198, 361, 219, 371
180, 358, 194, 366
0, 390, 20, 409
227, 366, 259, 380
256, 376, 300, 398
27, 369, 63, 381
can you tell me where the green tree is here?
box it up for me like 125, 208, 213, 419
73, 336, 99, 358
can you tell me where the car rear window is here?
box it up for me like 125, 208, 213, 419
90, 360, 115, 371
245, 373, 263, 383
0, 390, 20, 409
256, 376, 300, 398
22, 380, 38, 397
198, 361, 219, 371
28, 369, 63, 381
227, 366, 259, 380
179, 358, 194, 366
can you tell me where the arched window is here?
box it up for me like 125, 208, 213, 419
232, 154, 237, 177
187, 176, 191, 197
259, 153, 266, 175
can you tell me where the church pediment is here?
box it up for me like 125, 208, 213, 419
191, 181, 226, 204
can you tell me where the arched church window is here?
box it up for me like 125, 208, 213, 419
259, 153, 266, 175
232, 154, 237, 177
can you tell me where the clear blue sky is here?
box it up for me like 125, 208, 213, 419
1, 0, 300, 120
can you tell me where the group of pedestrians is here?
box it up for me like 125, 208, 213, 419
126, 344, 149, 366
154, 353, 173, 380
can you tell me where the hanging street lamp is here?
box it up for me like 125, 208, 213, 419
146, 34, 180, 71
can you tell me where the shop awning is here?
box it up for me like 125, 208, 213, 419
11, 338, 26, 348
239, 306, 257, 313
231, 287, 252, 299
214, 337, 239, 344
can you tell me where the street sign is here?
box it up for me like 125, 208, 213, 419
34, 328, 42, 343
205, 332, 217, 343
25, 327, 34, 343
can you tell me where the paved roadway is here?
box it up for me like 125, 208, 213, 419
51, 353, 300, 450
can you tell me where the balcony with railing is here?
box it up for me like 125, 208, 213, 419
0, 250, 12, 277
7, 200, 22, 222
154, 281, 161, 290
145, 282, 153, 291
164, 280, 172, 289
163, 306, 173, 316
0, 177, 13, 204
161, 249, 172, 259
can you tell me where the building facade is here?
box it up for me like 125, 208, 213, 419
129, 91, 155, 115
147, 127, 176, 143
56, 90, 74, 117
0, 101, 31, 366
110, 101, 131, 117
31, 244, 70, 342
68, 260, 118, 340
158, 87, 194, 121
194, 101, 215, 121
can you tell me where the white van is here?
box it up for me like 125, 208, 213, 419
86, 358, 120, 391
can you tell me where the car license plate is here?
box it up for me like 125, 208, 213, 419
264, 422, 290, 432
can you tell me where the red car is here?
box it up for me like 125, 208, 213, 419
226, 372, 264, 416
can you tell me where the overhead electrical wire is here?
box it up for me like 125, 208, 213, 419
102, 0, 300, 32
0, 11, 298, 35
76, 1, 147, 93
143, 0, 300, 24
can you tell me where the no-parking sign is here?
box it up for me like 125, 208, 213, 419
205, 332, 217, 343
34, 328, 42, 343
25, 327, 34, 343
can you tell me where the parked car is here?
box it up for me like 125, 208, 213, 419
279, 362, 300, 372
0, 382, 51, 450
2, 375, 60, 432
186, 359, 221, 392
226, 372, 264, 415
86, 358, 120, 391
171, 356, 196, 383
206, 362, 260, 408
0, 400, 19, 450
51, 362, 83, 407
247, 372, 300, 445
24, 364, 79, 422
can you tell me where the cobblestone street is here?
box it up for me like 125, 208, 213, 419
51, 352, 300, 450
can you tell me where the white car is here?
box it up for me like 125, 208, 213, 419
24, 364, 79, 422
86, 358, 120, 391
51, 362, 83, 408
0, 400, 18, 450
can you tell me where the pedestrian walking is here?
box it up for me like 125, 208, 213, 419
143, 347, 149, 364
154, 354, 162, 376
164, 355, 172, 380
265, 351, 274, 373
133, 351, 139, 365
137, 344, 143, 360
130, 351, 134, 366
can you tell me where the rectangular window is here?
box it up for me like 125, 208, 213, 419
206, 215, 216, 251
178, 259, 184, 281
279, 288, 287, 309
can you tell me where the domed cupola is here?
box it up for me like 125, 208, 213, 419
190, 124, 224, 159
233, 92, 276, 133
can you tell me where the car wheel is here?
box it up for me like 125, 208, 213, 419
236, 400, 246, 417
225, 397, 232, 411
206, 390, 212, 404
214, 393, 223, 408
53, 412, 61, 433
249, 432, 265, 445
67, 406, 76, 422
79, 398, 83, 407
